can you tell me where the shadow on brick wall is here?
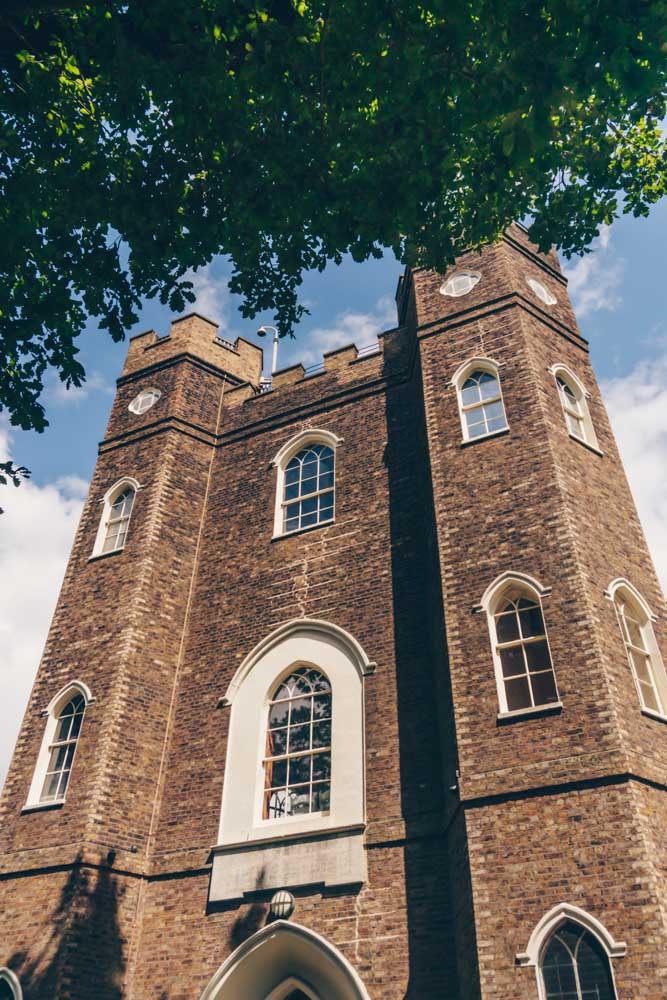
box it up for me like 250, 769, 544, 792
384, 346, 480, 999
5, 853, 125, 999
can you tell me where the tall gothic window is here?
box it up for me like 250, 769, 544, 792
487, 580, 559, 714
92, 478, 139, 558
612, 581, 667, 717
552, 366, 599, 451
541, 921, 616, 1000
282, 445, 335, 534
263, 667, 332, 820
40, 693, 86, 803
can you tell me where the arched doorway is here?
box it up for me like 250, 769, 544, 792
200, 921, 370, 1000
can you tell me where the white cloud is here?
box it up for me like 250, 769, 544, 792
562, 226, 625, 318
602, 353, 667, 592
46, 369, 114, 404
0, 425, 88, 788
186, 265, 231, 324
295, 295, 396, 366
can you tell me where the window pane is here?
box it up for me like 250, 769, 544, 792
487, 415, 507, 433
482, 400, 504, 421
466, 418, 487, 438
319, 471, 334, 490
288, 755, 311, 785
576, 933, 616, 1000
266, 728, 287, 757
505, 675, 532, 711
288, 787, 310, 814
519, 606, 544, 638
289, 697, 312, 725
269, 702, 289, 728
300, 480, 318, 500
313, 693, 332, 719
496, 612, 520, 643
288, 723, 311, 754
266, 789, 287, 818
530, 670, 558, 705
625, 616, 645, 649
629, 648, 651, 683
312, 751, 331, 782
320, 453, 334, 472
266, 758, 287, 789
479, 373, 500, 399
54, 714, 73, 743
639, 680, 660, 713
461, 382, 481, 406
499, 645, 525, 678
285, 465, 300, 484
312, 720, 332, 748
41, 770, 62, 801
525, 639, 551, 673
312, 782, 330, 812
542, 936, 578, 998
284, 482, 300, 501
285, 516, 299, 533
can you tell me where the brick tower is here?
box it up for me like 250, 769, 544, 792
1, 224, 665, 1000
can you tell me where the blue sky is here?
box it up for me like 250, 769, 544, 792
1, 204, 667, 782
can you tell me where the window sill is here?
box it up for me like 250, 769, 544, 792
21, 799, 66, 814
88, 548, 125, 563
272, 520, 335, 543
460, 426, 510, 448
641, 708, 667, 726
568, 433, 603, 457
497, 701, 563, 725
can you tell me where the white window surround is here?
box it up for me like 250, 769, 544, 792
266, 978, 319, 1000
210, 618, 374, 902
516, 903, 626, 1000
91, 477, 141, 559
478, 572, 560, 717
527, 276, 558, 306
24, 681, 94, 811
0, 968, 22, 999
199, 920, 371, 1000
128, 386, 161, 414
271, 430, 343, 538
439, 270, 482, 298
605, 577, 667, 720
450, 356, 509, 444
549, 364, 601, 454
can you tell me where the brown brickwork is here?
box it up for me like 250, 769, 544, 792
0, 226, 665, 998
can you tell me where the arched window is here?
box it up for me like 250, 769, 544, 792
451, 358, 509, 443
0, 968, 22, 1000
271, 430, 342, 538
609, 579, 667, 717
264, 667, 332, 820
25, 681, 92, 810
482, 574, 559, 715
212, 619, 371, 902
551, 365, 599, 451
91, 477, 139, 558
541, 921, 616, 1000
439, 270, 481, 297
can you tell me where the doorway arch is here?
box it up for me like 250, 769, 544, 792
199, 921, 370, 1000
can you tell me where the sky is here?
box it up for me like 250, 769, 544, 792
1, 204, 667, 785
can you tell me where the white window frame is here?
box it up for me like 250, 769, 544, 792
266, 977, 320, 1000
549, 364, 600, 453
91, 476, 140, 558
527, 275, 558, 306
439, 270, 482, 298
606, 577, 667, 721
24, 681, 93, 811
516, 902, 625, 1000
450, 356, 509, 444
128, 387, 161, 415
271, 429, 342, 538
479, 571, 560, 717
0, 968, 22, 1000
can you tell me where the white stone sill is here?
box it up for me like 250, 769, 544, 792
87, 548, 124, 564
271, 520, 335, 543
213, 821, 366, 854
21, 799, 66, 814
568, 432, 604, 457
641, 708, 667, 726
497, 702, 563, 724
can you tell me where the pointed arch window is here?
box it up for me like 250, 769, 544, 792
451, 358, 509, 443
91, 477, 139, 558
0, 969, 21, 1000
610, 579, 667, 718
483, 575, 559, 715
24, 682, 92, 811
551, 366, 600, 452
541, 921, 617, 1000
264, 667, 332, 820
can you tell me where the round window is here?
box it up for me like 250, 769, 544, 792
129, 388, 161, 415
440, 271, 481, 298
526, 277, 557, 306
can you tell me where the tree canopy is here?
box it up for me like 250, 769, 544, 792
1, 0, 667, 441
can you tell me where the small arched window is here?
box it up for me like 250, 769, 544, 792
483, 575, 559, 714
0, 968, 22, 1000
452, 358, 509, 443
25, 682, 92, 810
271, 430, 341, 538
440, 270, 481, 297
264, 667, 332, 820
610, 579, 667, 717
91, 478, 139, 558
128, 387, 161, 415
541, 921, 616, 1000
551, 366, 599, 451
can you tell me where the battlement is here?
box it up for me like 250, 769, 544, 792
122, 312, 264, 385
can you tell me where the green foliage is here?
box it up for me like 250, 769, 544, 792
1, 0, 667, 435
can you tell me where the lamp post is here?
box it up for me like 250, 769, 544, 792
257, 324, 280, 375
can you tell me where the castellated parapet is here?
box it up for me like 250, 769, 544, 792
0, 223, 666, 999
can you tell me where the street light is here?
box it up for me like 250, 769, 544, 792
257, 324, 280, 375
